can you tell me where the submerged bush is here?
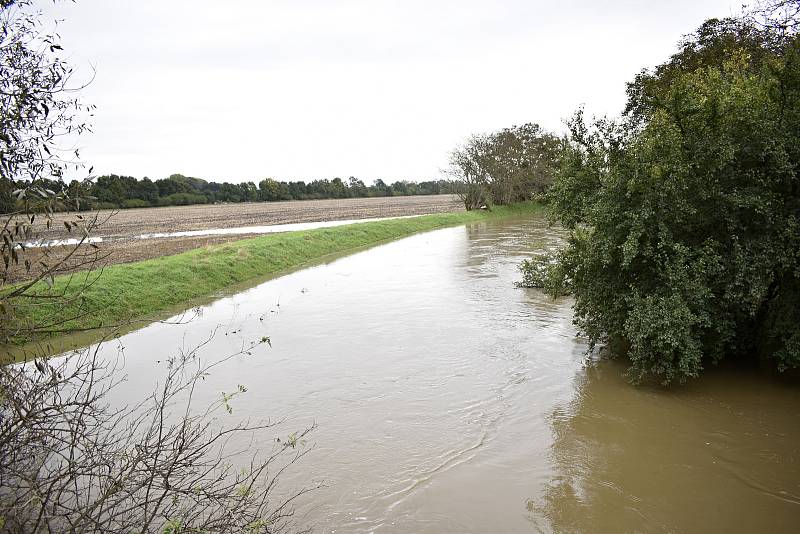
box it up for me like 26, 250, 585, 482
516, 249, 571, 297
530, 13, 800, 383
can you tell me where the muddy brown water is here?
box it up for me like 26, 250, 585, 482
57, 216, 800, 532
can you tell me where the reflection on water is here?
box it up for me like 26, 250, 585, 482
57, 215, 800, 532
531, 358, 800, 533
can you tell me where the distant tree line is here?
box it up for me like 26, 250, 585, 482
0, 174, 460, 212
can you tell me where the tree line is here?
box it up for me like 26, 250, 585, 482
0, 121, 566, 214
0, 173, 460, 213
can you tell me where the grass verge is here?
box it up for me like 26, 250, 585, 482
9, 202, 543, 343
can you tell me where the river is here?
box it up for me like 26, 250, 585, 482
80, 215, 800, 532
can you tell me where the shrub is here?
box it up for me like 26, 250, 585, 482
121, 198, 151, 209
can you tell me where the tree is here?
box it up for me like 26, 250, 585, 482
217, 181, 242, 202
0, 0, 100, 337
0, 336, 317, 532
239, 180, 259, 202
286, 180, 307, 200
91, 174, 136, 206
0, 3, 315, 531
447, 133, 493, 210
258, 177, 283, 201
155, 176, 183, 197
525, 10, 800, 383
390, 180, 409, 196
370, 178, 391, 197
329, 177, 347, 198
624, 17, 776, 124
490, 123, 562, 202
347, 176, 367, 197
0, 177, 14, 213
135, 176, 159, 204
448, 123, 561, 210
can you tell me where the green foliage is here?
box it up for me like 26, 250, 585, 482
449, 123, 562, 209
157, 192, 208, 206
625, 17, 778, 123
0, 0, 98, 332
24, 173, 462, 210
258, 177, 290, 201
4, 173, 463, 211
121, 198, 151, 209
516, 250, 571, 297
0, 178, 14, 214
540, 17, 800, 383
162, 519, 183, 534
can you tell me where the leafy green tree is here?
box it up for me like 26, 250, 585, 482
489, 123, 562, 202
528, 14, 800, 383
217, 181, 242, 202
625, 17, 777, 124
239, 181, 259, 202
135, 176, 159, 203
448, 123, 561, 209
391, 180, 409, 196
287, 180, 307, 199
155, 177, 183, 197
0, 0, 96, 297
417, 180, 442, 195
348, 176, 368, 197
330, 177, 347, 198
91, 174, 136, 206
370, 178, 391, 197
84, 171, 452, 207
258, 177, 283, 201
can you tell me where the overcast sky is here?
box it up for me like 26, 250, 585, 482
44, 0, 737, 184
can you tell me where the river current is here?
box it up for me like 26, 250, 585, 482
78, 216, 800, 532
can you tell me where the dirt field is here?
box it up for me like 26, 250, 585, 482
9, 195, 463, 282
34, 195, 463, 239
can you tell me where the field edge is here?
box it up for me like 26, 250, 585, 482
5, 202, 544, 352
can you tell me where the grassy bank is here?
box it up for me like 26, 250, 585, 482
10, 202, 542, 342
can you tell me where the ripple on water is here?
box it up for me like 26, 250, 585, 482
73, 216, 800, 533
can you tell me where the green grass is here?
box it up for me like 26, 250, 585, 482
10, 202, 543, 341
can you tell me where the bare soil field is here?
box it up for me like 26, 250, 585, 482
35, 195, 463, 239
8, 195, 463, 282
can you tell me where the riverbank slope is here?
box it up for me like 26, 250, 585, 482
8, 202, 543, 346
6, 195, 464, 283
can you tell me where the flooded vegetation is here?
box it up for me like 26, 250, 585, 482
77, 216, 799, 532
2, 1, 799, 531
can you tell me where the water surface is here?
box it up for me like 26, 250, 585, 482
82, 216, 800, 533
